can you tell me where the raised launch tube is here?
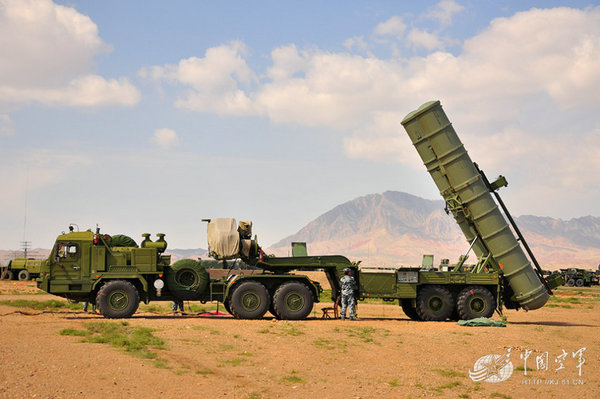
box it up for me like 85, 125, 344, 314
401, 100, 549, 310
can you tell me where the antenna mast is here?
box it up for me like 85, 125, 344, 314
22, 167, 30, 258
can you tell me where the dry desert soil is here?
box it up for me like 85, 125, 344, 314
0, 281, 598, 399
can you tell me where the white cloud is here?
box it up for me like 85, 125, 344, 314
0, 75, 140, 107
256, 48, 404, 129
140, 41, 256, 116
373, 16, 407, 39
424, 0, 465, 27
143, 6, 600, 196
0, 0, 140, 107
343, 36, 368, 53
146, 7, 600, 131
0, 114, 14, 136
406, 28, 444, 51
150, 128, 179, 148
267, 44, 309, 81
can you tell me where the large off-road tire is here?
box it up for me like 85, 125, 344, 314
567, 279, 575, 287
400, 299, 421, 321
416, 285, 454, 321
269, 302, 281, 319
18, 270, 30, 281
272, 282, 314, 320
165, 259, 209, 300
223, 299, 232, 315
456, 286, 496, 320
96, 280, 140, 319
1, 270, 14, 280
449, 308, 460, 321
575, 279, 584, 287
229, 281, 270, 319
110, 234, 138, 247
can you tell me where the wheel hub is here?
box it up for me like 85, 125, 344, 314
108, 290, 129, 310
428, 296, 444, 313
469, 297, 485, 313
285, 292, 304, 311
176, 270, 197, 288
241, 292, 261, 311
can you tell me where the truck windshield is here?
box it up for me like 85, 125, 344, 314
57, 243, 78, 260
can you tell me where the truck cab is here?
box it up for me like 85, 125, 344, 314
38, 231, 94, 300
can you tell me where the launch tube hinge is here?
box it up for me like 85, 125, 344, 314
472, 254, 501, 274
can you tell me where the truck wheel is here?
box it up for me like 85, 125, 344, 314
229, 281, 269, 319
18, 270, 30, 281
575, 279, 584, 287
449, 308, 460, 321
1, 270, 14, 280
223, 299, 232, 315
96, 280, 140, 319
269, 302, 281, 319
400, 300, 421, 321
273, 282, 313, 320
456, 286, 496, 320
567, 279, 575, 287
416, 285, 454, 321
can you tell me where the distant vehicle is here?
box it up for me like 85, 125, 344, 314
559, 268, 599, 287
1, 258, 43, 281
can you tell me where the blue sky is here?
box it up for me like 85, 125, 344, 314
1, 0, 599, 250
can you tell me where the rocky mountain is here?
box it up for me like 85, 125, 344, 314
268, 191, 600, 270
3, 191, 598, 271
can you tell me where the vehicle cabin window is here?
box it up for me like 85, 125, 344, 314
57, 243, 78, 260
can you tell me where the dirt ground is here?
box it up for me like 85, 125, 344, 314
0, 281, 598, 399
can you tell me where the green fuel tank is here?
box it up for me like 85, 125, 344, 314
401, 100, 549, 310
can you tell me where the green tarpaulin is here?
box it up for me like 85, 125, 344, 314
457, 317, 506, 327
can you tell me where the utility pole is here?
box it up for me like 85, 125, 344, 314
21, 241, 31, 258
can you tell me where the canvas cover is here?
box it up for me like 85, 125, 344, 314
240, 239, 251, 257
457, 317, 506, 327
238, 221, 252, 238
207, 218, 240, 259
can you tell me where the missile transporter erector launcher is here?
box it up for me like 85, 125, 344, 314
35, 218, 503, 321
34, 100, 560, 321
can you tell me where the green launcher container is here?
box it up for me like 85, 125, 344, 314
401, 100, 548, 310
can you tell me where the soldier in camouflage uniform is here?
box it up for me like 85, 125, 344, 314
172, 300, 184, 313
340, 267, 356, 320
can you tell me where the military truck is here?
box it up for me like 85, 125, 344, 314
35, 100, 561, 320
34, 221, 357, 320
560, 268, 599, 287
1, 258, 43, 281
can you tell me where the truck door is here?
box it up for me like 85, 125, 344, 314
50, 242, 83, 282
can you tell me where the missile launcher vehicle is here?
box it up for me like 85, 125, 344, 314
34, 100, 561, 320
559, 268, 599, 287
1, 258, 43, 281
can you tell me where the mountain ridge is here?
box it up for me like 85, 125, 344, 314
2, 191, 598, 270
268, 191, 600, 269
